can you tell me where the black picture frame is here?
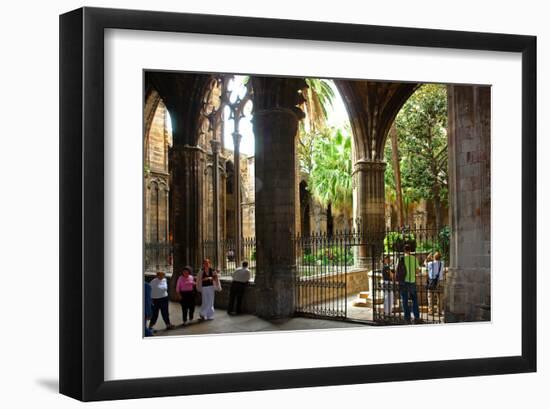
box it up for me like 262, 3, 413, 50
59, 7, 537, 402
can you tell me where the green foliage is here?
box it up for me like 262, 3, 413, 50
303, 78, 336, 132
438, 225, 451, 262
385, 83, 448, 210
301, 245, 354, 266
307, 126, 353, 215
406, 226, 450, 262
384, 231, 416, 253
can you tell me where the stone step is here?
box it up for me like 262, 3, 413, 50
352, 295, 384, 308
352, 300, 369, 307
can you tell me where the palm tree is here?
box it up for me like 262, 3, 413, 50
302, 78, 336, 132
297, 79, 337, 178
308, 127, 353, 230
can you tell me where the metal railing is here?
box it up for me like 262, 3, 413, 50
171, 225, 450, 324
359, 226, 449, 324
294, 226, 450, 323
294, 230, 356, 319
201, 237, 256, 281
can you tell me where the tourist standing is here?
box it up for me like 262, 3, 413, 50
176, 266, 196, 325
148, 271, 175, 331
197, 259, 219, 321
399, 244, 421, 323
381, 255, 394, 317
228, 261, 251, 315
427, 252, 444, 314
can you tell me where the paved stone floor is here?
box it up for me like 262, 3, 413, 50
148, 292, 443, 337
148, 300, 368, 337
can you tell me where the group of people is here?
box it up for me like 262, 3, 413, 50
144, 259, 251, 335
381, 244, 445, 323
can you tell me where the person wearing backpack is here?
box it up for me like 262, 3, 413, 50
426, 252, 444, 314
396, 244, 421, 323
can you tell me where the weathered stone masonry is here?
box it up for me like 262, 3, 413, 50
445, 85, 491, 322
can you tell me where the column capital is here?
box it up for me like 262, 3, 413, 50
353, 159, 387, 174
252, 107, 304, 121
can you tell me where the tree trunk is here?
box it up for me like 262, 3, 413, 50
390, 123, 404, 227
433, 183, 442, 232
426, 124, 442, 232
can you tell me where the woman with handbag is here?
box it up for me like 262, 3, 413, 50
175, 266, 196, 326
196, 259, 220, 321
427, 252, 444, 314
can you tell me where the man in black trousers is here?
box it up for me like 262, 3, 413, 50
227, 261, 251, 315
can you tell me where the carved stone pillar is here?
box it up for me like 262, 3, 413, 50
251, 77, 306, 319
232, 132, 243, 265
210, 140, 221, 268
353, 159, 386, 267
445, 85, 491, 322
169, 145, 203, 280
253, 108, 300, 318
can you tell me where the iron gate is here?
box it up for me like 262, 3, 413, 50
294, 227, 449, 324
294, 232, 353, 319
366, 227, 447, 324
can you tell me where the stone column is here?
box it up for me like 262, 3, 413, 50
445, 85, 491, 322
253, 107, 300, 318
210, 139, 221, 268
232, 132, 243, 265
169, 144, 203, 298
353, 159, 387, 267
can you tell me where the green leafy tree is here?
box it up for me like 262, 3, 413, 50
386, 84, 448, 229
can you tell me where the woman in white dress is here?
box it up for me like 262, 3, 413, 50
196, 259, 220, 320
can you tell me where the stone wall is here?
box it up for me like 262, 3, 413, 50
213, 269, 370, 314
445, 85, 491, 322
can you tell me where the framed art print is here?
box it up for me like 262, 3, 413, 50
59, 7, 537, 401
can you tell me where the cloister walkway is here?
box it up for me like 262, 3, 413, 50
148, 301, 365, 337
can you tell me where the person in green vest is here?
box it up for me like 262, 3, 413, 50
400, 244, 420, 323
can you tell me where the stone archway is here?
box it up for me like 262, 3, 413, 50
334, 80, 419, 266
145, 72, 216, 281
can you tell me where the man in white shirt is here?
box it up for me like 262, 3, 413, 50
148, 271, 175, 330
227, 261, 251, 315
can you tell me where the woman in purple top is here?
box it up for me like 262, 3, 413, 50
176, 266, 196, 325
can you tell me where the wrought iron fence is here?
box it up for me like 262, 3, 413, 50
365, 226, 449, 324
294, 226, 450, 324
293, 230, 358, 319
144, 242, 173, 274
201, 237, 256, 280
193, 226, 450, 324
